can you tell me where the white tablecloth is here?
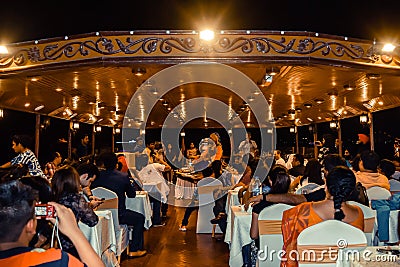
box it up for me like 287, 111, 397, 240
175, 177, 196, 199
79, 210, 118, 267
225, 205, 253, 267
126, 191, 153, 229
225, 189, 241, 214
142, 181, 169, 203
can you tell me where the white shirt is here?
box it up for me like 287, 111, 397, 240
275, 157, 286, 166
238, 139, 257, 157
138, 163, 170, 202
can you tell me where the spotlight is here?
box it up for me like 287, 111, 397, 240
199, 30, 215, 41
132, 67, 146, 76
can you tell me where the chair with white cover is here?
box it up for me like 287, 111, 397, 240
92, 187, 129, 263
389, 179, 400, 195
196, 177, 223, 234
366, 186, 391, 200
297, 220, 367, 267
347, 201, 376, 245
258, 203, 293, 267
295, 183, 321, 195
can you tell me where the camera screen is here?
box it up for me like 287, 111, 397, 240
35, 206, 47, 216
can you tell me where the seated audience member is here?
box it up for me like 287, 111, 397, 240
247, 154, 368, 207
288, 154, 305, 177
51, 166, 99, 259
274, 150, 286, 166
250, 165, 292, 239
210, 154, 252, 234
138, 162, 171, 226
289, 158, 323, 192
90, 152, 146, 257
281, 166, 364, 267
75, 162, 103, 209
378, 159, 396, 180
355, 150, 390, 190
179, 165, 216, 232
43, 152, 63, 180
0, 134, 45, 177
245, 165, 291, 266
0, 180, 104, 267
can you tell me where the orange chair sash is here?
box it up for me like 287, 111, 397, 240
258, 220, 282, 235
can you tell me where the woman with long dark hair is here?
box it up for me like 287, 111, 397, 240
51, 166, 98, 259
290, 158, 324, 191
281, 166, 364, 267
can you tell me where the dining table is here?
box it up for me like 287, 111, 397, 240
126, 190, 153, 229
225, 205, 253, 267
79, 209, 118, 267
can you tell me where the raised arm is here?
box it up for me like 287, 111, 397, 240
48, 202, 105, 267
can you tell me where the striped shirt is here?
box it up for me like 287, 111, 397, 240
11, 149, 45, 177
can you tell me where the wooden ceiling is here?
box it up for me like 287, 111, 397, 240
0, 30, 400, 129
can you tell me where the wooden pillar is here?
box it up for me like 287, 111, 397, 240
313, 124, 318, 159
68, 121, 72, 159
295, 126, 299, 154
111, 128, 115, 153
338, 120, 343, 156
369, 112, 374, 151
34, 114, 40, 157
91, 125, 96, 155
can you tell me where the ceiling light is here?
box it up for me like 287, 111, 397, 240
343, 84, 354, 91
180, 132, 185, 137
73, 122, 80, 129
382, 43, 396, 53
95, 125, 102, 132
199, 30, 215, 41
34, 105, 45, 111
360, 114, 368, 124
0, 45, 9, 54
307, 117, 313, 122
266, 66, 280, 76
304, 103, 312, 108
267, 128, 273, 134
247, 95, 255, 102
330, 121, 337, 129
29, 76, 40, 82
132, 67, 146, 76
366, 73, 381, 80
295, 107, 302, 112
314, 98, 325, 104
289, 127, 295, 133
55, 88, 63, 92
378, 101, 384, 105
150, 88, 158, 95
115, 128, 121, 134
162, 101, 168, 106
24, 102, 30, 108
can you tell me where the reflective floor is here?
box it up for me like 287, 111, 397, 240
120, 201, 230, 267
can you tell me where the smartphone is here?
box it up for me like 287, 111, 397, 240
35, 204, 56, 219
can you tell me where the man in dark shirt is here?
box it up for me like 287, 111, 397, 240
91, 152, 146, 257
289, 154, 305, 177
76, 134, 89, 159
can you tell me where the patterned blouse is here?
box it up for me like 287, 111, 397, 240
57, 193, 98, 250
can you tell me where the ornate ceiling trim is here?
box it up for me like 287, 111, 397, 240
1, 31, 398, 72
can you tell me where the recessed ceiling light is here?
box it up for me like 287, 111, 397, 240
366, 73, 381, 80
34, 105, 44, 111
132, 67, 146, 76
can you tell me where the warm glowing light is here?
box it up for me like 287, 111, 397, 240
73, 122, 80, 129
96, 125, 102, 132
360, 114, 368, 124
199, 30, 215, 41
115, 128, 121, 134
180, 132, 185, 137
0, 45, 8, 54
382, 43, 396, 52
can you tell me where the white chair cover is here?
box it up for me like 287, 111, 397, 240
347, 201, 376, 245
258, 203, 293, 267
196, 177, 223, 234
297, 220, 367, 267
366, 186, 391, 200
92, 187, 129, 257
